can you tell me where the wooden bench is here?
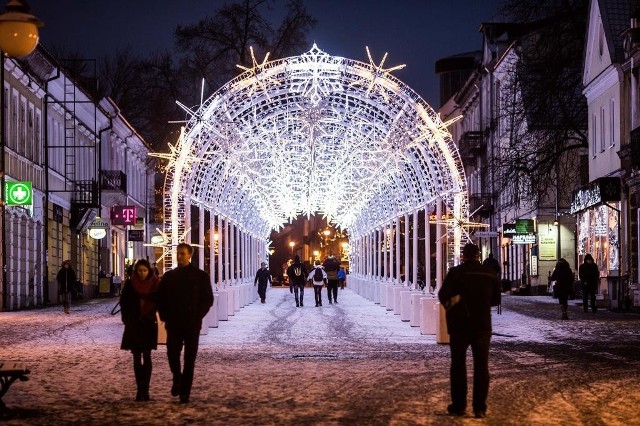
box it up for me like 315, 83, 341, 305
0, 361, 30, 414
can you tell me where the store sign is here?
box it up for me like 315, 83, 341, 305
515, 219, 535, 235
88, 217, 109, 240
5, 181, 32, 206
512, 234, 536, 244
539, 235, 556, 261
111, 205, 137, 226
570, 177, 621, 214
128, 230, 144, 241
503, 223, 517, 237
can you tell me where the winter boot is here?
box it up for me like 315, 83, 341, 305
134, 364, 144, 401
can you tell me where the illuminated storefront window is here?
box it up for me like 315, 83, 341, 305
576, 202, 619, 275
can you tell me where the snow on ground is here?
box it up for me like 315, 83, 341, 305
1, 286, 639, 425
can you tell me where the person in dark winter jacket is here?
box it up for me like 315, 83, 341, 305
286, 255, 307, 307
120, 259, 160, 401
438, 243, 501, 419
323, 255, 340, 304
56, 261, 77, 314
158, 243, 214, 404
550, 258, 574, 320
254, 262, 272, 303
578, 253, 600, 313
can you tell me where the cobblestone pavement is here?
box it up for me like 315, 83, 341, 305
0, 288, 639, 425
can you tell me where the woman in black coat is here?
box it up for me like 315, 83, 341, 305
550, 258, 574, 320
56, 261, 76, 314
120, 259, 160, 401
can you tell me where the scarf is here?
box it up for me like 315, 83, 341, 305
131, 274, 160, 319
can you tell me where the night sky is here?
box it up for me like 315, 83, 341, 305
29, 0, 504, 107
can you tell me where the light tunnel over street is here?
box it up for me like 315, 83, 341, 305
161, 45, 469, 270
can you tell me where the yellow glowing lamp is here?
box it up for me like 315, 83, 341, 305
0, 0, 43, 58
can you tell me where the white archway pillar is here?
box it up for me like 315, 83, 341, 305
230, 222, 235, 284
404, 214, 409, 285
217, 215, 223, 286
209, 211, 215, 285
436, 201, 444, 290
198, 205, 205, 270
412, 210, 418, 288
395, 217, 401, 284
425, 207, 431, 290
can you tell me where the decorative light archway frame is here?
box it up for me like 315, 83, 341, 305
160, 45, 469, 270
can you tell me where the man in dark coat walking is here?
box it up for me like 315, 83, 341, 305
438, 243, 501, 419
254, 262, 271, 303
578, 253, 600, 313
158, 243, 214, 404
286, 255, 307, 307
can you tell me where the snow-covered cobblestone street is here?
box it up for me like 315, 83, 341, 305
1, 288, 639, 425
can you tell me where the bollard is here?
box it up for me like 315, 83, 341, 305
216, 290, 229, 320
399, 290, 415, 321
393, 286, 404, 313
410, 293, 423, 326
386, 285, 396, 311
379, 281, 387, 306
435, 302, 450, 344
420, 297, 438, 334
207, 297, 219, 328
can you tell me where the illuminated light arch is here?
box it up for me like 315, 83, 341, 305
161, 45, 469, 270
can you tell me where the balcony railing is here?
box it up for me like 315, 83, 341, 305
100, 170, 127, 192
468, 192, 494, 218
71, 180, 99, 208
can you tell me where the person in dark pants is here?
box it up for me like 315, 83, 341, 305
158, 243, 214, 404
579, 253, 599, 313
337, 266, 346, 289
550, 258, 574, 320
56, 260, 76, 314
254, 262, 272, 303
307, 260, 327, 307
286, 255, 307, 307
120, 259, 160, 401
323, 255, 340, 304
438, 243, 501, 419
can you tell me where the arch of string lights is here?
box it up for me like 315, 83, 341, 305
161, 44, 469, 264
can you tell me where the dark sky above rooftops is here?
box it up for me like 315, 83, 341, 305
30, 0, 504, 107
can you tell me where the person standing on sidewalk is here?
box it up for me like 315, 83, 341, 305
56, 261, 76, 314
308, 260, 327, 307
550, 258, 574, 320
254, 262, 272, 304
323, 254, 340, 304
120, 259, 160, 401
286, 255, 307, 307
438, 243, 501, 419
158, 243, 214, 404
579, 254, 600, 313
337, 266, 346, 290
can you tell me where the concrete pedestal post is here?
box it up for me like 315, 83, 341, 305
435, 302, 449, 344
216, 291, 229, 320
207, 297, 219, 328
385, 285, 395, 311
393, 286, 404, 313
410, 293, 424, 326
420, 297, 438, 335
400, 290, 415, 321
233, 286, 241, 312
379, 281, 387, 306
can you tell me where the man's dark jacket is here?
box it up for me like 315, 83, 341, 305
254, 268, 271, 285
438, 261, 501, 334
158, 263, 214, 331
578, 262, 599, 288
286, 262, 308, 286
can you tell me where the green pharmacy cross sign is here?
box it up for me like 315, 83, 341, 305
5, 181, 33, 206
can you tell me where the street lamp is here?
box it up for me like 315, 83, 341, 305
0, 0, 42, 310
289, 241, 295, 256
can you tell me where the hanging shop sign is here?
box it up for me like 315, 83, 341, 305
5, 181, 32, 206
570, 177, 621, 214
511, 234, 536, 244
111, 205, 137, 226
128, 230, 144, 242
515, 219, 535, 234
88, 217, 109, 240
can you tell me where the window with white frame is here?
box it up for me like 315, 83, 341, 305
592, 113, 597, 156
600, 106, 605, 152
609, 98, 615, 147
